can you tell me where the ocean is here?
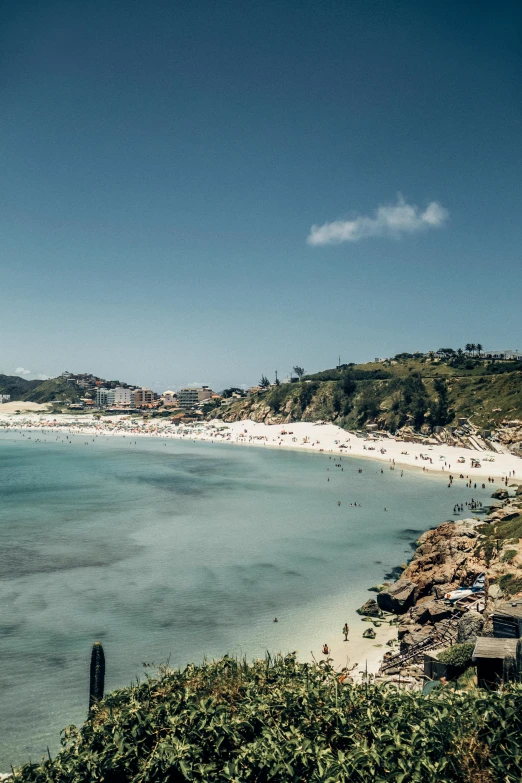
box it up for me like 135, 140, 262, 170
0, 430, 492, 768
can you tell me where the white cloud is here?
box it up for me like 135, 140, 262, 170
14, 368, 49, 380
307, 194, 449, 246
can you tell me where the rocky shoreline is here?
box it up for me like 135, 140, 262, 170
357, 483, 522, 686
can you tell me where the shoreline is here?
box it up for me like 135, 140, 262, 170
1, 414, 520, 480
1, 412, 516, 681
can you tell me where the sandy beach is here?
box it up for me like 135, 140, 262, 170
1, 411, 520, 480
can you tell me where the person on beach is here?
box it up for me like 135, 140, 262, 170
343, 623, 349, 641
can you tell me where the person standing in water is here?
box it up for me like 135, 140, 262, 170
343, 623, 349, 641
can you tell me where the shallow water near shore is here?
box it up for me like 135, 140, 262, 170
0, 431, 493, 768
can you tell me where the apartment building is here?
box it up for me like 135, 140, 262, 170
178, 386, 213, 408
133, 388, 155, 407
113, 387, 134, 406
96, 388, 115, 408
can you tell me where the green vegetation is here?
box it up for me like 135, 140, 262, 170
498, 573, 522, 597
476, 515, 522, 566
0, 374, 83, 404
501, 550, 518, 564
11, 654, 522, 783
223, 353, 522, 432
438, 643, 475, 674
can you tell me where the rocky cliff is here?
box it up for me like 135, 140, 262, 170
374, 488, 522, 658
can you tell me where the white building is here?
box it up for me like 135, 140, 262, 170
483, 350, 522, 360
162, 390, 178, 407
0, 394, 10, 403
113, 387, 134, 406
96, 388, 115, 408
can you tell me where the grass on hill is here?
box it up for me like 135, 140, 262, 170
11, 654, 522, 783
222, 355, 522, 432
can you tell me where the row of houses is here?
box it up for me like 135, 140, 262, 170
374, 349, 522, 363
93, 385, 216, 410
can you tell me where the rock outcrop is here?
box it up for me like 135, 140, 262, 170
399, 519, 485, 599
357, 598, 382, 617
456, 611, 485, 644
377, 579, 417, 614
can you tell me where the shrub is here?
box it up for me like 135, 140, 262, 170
438, 643, 475, 670
10, 654, 522, 783
501, 549, 518, 564
498, 573, 522, 596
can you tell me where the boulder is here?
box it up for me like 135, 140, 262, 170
424, 600, 454, 624
398, 622, 423, 641
400, 625, 432, 650
492, 488, 508, 500
407, 603, 431, 625
377, 579, 417, 614
362, 627, 376, 639
432, 583, 456, 600
357, 598, 382, 617
457, 610, 484, 644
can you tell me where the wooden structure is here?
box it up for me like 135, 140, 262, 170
492, 601, 522, 639
472, 638, 519, 689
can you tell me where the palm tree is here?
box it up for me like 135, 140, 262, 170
476, 343, 483, 357
465, 343, 473, 355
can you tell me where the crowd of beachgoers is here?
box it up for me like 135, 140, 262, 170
0, 411, 520, 481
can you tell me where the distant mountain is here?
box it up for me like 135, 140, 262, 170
0, 374, 82, 404
0, 374, 42, 399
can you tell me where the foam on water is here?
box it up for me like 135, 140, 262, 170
0, 431, 492, 767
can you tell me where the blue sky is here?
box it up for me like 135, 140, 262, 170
1, 0, 521, 391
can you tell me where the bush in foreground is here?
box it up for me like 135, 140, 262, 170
12, 654, 522, 783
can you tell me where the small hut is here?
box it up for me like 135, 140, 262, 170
472, 638, 519, 689
492, 601, 522, 639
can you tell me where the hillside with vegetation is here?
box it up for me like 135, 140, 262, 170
0, 374, 83, 405
216, 351, 522, 439
11, 654, 522, 783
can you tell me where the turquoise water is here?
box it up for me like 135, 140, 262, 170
0, 431, 492, 768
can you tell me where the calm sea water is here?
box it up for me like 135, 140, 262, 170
0, 431, 492, 768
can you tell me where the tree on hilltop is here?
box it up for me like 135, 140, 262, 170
293, 366, 305, 379
259, 375, 270, 389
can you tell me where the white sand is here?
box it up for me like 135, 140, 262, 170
214, 420, 520, 479
0, 412, 519, 479
0, 401, 51, 413
321, 619, 399, 679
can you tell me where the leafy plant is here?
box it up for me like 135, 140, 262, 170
10, 654, 522, 783
438, 643, 475, 671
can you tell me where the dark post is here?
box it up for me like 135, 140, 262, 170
89, 641, 105, 709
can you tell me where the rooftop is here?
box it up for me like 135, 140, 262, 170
493, 601, 522, 620
473, 638, 518, 660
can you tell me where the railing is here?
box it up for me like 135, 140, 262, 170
380, 616, 459, 673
